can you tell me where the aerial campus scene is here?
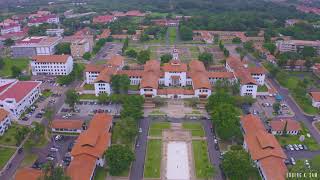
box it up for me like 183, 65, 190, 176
1, 0, 320, 180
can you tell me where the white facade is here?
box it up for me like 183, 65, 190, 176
46, 29, 64, 37
276, 40, 320, 55
86, 72, 99, 84
251, 73, 265, 85
312, 98, 320, 108
31, 56, 73, 76
0, 113, 11, 136
271, 130, 299, 136
240, 84, 257, 98
51, 127, 82, 134
94, 83, 111, 96
164, 72, 187, 86
140, 88, 157, 97
0, 24, 21, 35
0, 82, 41, 119
194, 88, 212, 98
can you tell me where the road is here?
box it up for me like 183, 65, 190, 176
130, 118, 223, 180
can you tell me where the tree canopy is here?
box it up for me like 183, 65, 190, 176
160, 54, 173, 64
105, 145, 135, 176
65, 90, 79, 110
111, 74, 130, 94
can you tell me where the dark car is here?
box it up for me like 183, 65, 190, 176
35, 113, 43, 118
21, 117, 28, 121
18, 148, 23, 154
215, 144, 219, 150
67, 142, 74, 152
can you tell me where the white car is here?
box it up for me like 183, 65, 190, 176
55, 135, 63, 141
50, 147, 58, 152
290, 157, 296, 165
139, 128, 142, 133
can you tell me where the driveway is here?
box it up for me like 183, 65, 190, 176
284, 149, 320, 160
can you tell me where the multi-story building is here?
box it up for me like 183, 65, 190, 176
93, 15, 117, 24
27, 14, 60, 27
270, 119, 301, 135
226, 56, 266, 98
67, 113, 112, 180
0, 109, 11, 136
30, 55, 74, 76
276, 40, 320, 55
71, 38, 91, 58
241, 114, 287, 180
0, 22, 21, 35
46, 28, 64, 37
51, 119, 85, 134
11, 36, 62, 57
0, 79, 41, 119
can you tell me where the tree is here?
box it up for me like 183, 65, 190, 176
179, 25, 193, 41
113, 117, 137, 144
0, 57, 4, 69
111, 74, 130, 94
98, 93, 109, 104
11, 66, 21, 77
273, 102, 281, 114
105, 145, 135, 176
65, 90, 79, 111
221, 150, 256, 180
243, 41, 254, 52
122, 37, 129, 53
301, 46, 317, 58
55, 43, 71, 55
160, 54, 173, 64
14, 127, 29, 146
4, 38, 14, 46
198, 52, 213, 66
232, 37, 242, 44
137, 50, 151, 64
82, 52, 91, 60
125, 49, 138, 58
211, 103, 241, 141
206, 91, 235, 111
305, 58, 315, 70
223, 48, 230, 57
263, 43, 276, 55
42, 162, 71, 180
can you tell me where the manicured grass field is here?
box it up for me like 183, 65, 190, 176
0, 58, 29, 77
0, 147, 15, 169
0, 124, 25, 146
192, 140, 213, 178
83, 84, 95, 90
19, 153, 38, 168
183, 122, 205, 137
94, 167, 108, 180
276, 122, 320, 151
257, 85, 268, 92
168, 27, 176, 44
79, 94, 98, 100
144, 140, 162, 178
149, 122, 171, 137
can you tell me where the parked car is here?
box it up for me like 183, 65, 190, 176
50, 147, 58, 152
35, 113, 43, 118
290, 157, 296, 165
54, 135, 63, 141
46, 156, 54, 161
139, 128, 142, 133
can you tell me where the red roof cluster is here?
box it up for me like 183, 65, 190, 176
93, 15, 115, 24
0, 81, 41, 103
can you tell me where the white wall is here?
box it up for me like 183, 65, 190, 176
94, 82, 111, 96
240, 84, 257, 98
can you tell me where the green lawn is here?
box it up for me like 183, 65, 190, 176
42, 89, 53, 98
0, 124, 26, 146
94, 167, 107, 180
144, 140, 162, 178
149, 122, 171, 137
192, 140, 213, 178
168, 27, 176, 44
19, 153, 38, 168
83, 84, 94, 90
182, 122, 205, 137
0, 147, 15, 169
79, 94, 98, 100
129, 85, 139, 91
257, 85, 268, 92
0, 58, 29, 77
276, 122, 320, 151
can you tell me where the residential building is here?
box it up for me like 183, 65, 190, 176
0, 80, 41, 119
15, 168, 42, 180
0, 109, 11, 136
97, 29, 111, 40
67, 113, 112, 180
27, 14, 59, 27
71, 38, 91, 58
30, 55, 74, 75
93, 15, 116, 24
270, 119, 301, 135
11, 36, 62, 57
0, 22, 21, 35
226, 56, 266, 98
51, 119, 85, 133
46, 28, 64, 37
276, 40, 320, 55
310, 91, 320, 108
241, 114, 287, 180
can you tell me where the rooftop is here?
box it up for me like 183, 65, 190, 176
31, 55, 71, 63
0, 81, 41, 103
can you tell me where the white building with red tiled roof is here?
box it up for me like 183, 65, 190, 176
30, 55, 74, 75
27, 14, 59, 27
276, 40, 320, 55
309, 91, 320, 108
0, 79, 41, 119
0, 22, 21, 35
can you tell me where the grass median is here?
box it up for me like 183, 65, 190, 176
192, 140, 213, 178
144, 140, 162, 178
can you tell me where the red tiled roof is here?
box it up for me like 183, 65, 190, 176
15, 168, 42, 180
107, 55, 124, 67
118, 70, 143, 77
93, 15, 114, 24
157, 88, 194, 95
207, 72, 234, 78
140, 60, 161, 89
0, 81, 41, 102
29, 14, 57, 23
67, 154, 97, 180
162, 60, 188, 72
270, 119, 301, 132
51, 119, 84, 130
85, 64, 105, 72
189, 60, 210, 89
310, 92, 320, 101
0, 109, 9, 123
95, 67, 117, 83
32, 55, 70, 63
248, 67, 267, 74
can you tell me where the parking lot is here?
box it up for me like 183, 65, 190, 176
32, 135, 77, 169
57, 101, 121, 119
250, 95, 294, 119
92, 42, 123, 64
